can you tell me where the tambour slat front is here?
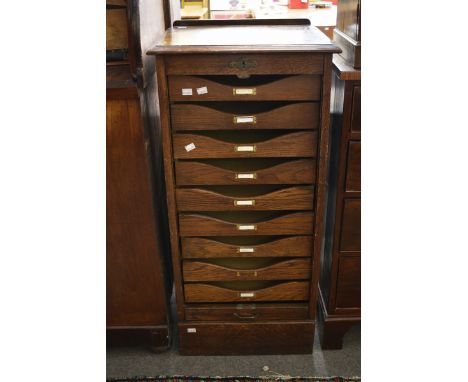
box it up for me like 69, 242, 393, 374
175, 159, 316, 185
173, 131, 318, 159
168, 75, 321, 101
178, 212, 314, 236
184, 281, 310, 303
176, 186, 314, 211
171, 103, 320, 131
181, 236, 314, 259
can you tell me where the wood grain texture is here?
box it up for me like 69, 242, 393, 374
173, 131, 318, 159
176, 186, 314, 211
185, 303, 309, 321
148, 24, 340, 55
345, 141, 360, 192
183, 258, 312, 281
339, 199, 361, 252
178, 321, 314, 355
106, 9, 129, 50
171, 102, 320, 131
335, 257, 360, 309
155, 56, 186, 320
178, 211, 314, 236
181, 236, 314, 258
168, 75, 321, 101
184, 281, 310, 302
175, 159, 316, 186
106, 93, 168, 327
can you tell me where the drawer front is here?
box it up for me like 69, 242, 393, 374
345, 141, 361, 192
178, 212, 314, 236
165, 53, 324, 76
184, 281, 310, 303
176, 186, 314, 211
181, 236, 314, 258
179, 321, 314, 355
171, 103, 320, 131
185, 303, 309, 321
183, 258, 311, 281
340, 198, 361, 252
173, 131, 318, 159
336, 257, 361, 309
175, 159, 316, 186
168, 75, 321, 101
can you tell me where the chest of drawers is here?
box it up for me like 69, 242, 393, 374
148, 19, 340, 355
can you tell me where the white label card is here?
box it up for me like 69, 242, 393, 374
196, 86, 208, 94
182, 88, 193, 96
236, 145, 255, 152
187, 328, 197, 333
184, 143, 196, 152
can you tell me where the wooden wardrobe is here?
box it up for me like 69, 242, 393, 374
106, 0, 172, 349
318, 0, 361, 349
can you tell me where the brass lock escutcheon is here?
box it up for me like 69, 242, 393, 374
229, 57, 257, 79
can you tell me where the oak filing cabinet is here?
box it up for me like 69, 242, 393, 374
148, 19, 340, 355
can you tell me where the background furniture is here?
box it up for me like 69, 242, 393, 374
318, 0, 361, 350
333, 0, 360, 68
106, 0, 172, 350
148, 19, 339, 355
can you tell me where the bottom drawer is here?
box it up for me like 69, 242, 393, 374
179, 321, 315, 355
185, 303, 309, 321
336, 256, 361, 309
184, 281, 309, 303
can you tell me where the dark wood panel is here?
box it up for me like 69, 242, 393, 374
350, 85, 361, 132
171, 102, 320, 131
163, 53, 325, 74
106, 96, 168, 327
335, 257, 361, 308
181, 236, 314, 258
183, 258, 312, 281
175, 159, 316, 186
178, 212, 314, 236
173, 131, 318, 159
185, 303, 310, 321
339, 199, 361, 252
176, 186, 314, 211
168, 75, 321, 101
345, 141, 361, 192
184, 281, 310, 302
178, 321, 314, 355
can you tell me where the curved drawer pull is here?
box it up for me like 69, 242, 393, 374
233, 116, 256, 124
233, 87, 257, 96
237, 247, 255, 253
235, 145, 256, 152
234, 199, 255, 206
235, 173, 257, 180
233, 312, 259, 320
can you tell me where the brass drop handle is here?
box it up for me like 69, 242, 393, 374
233, 312, 259, 320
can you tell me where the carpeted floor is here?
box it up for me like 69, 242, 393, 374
107, 323, 360, 379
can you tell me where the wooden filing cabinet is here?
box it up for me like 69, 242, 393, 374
318, 54, 361, 349
148, 19, 340, 355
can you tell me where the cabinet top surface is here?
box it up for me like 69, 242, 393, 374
147, 22, 340, 55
